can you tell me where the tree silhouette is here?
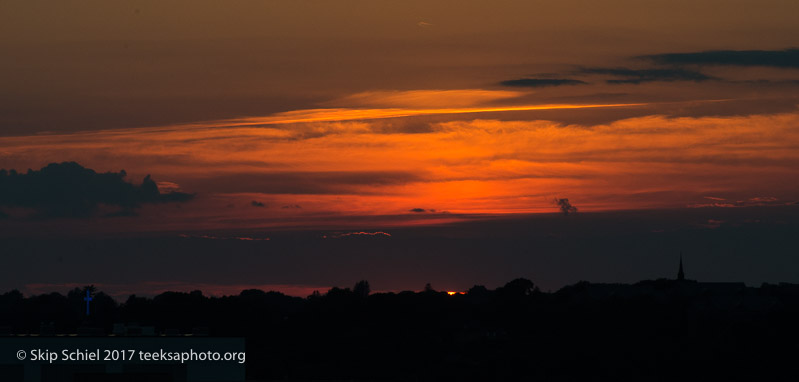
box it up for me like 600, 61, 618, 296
4, 278, 799, 381
498, 278, 538, 296
353, 280, 370, 298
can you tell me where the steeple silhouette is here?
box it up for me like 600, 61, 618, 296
677, 252, 685, 281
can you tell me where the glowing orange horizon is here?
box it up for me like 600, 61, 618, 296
0, 97, 797, 233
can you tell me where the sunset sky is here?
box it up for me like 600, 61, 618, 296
1, 1, 798, 296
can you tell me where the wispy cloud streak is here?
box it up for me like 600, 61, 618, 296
1, 102, 798, 231
199, 102, 647, 127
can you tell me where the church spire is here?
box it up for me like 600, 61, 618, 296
677, 252, 685, 281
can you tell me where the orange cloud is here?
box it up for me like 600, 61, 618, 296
221, 102, 645, 126
1, 104, 798, 232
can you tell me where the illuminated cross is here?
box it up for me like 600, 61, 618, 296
84, 290, 93, 316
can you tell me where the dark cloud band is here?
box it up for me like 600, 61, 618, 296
181, 171, 423, 195
642, 49, 799, 68
0, 162, 193, 218
581, 67, 713, 84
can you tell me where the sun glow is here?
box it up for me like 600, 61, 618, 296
1, 100, 797, 231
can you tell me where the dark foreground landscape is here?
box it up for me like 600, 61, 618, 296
3, 276, 799, 381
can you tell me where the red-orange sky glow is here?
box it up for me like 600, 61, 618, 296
2, 0, 799, 297
1, 96, 797, 232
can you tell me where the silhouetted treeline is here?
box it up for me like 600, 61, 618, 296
3, 278, 799, 381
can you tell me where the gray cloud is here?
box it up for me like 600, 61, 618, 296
553, 198, 577, 215
581, 67, 714, 84
642, 49, 799, 69
0, 162, 193, 218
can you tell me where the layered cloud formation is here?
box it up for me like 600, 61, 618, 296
1, 98, 796, 230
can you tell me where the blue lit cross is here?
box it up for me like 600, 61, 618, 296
84, 290, 93, 316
